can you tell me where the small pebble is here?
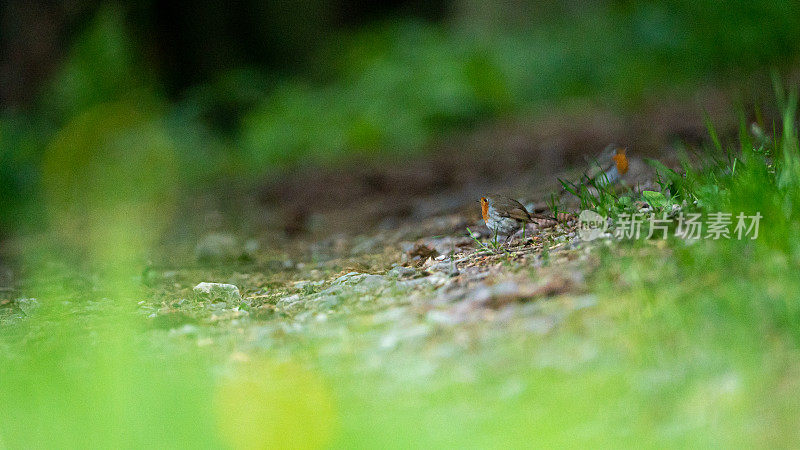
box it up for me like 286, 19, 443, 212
193, 282, 242, 303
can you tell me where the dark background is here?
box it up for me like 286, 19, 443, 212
1, 0, 449, 106
3, 0, 800, 233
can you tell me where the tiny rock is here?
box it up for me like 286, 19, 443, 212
387, 264, 417, 279
407, 242, 438, 260
193, 282, 241, 303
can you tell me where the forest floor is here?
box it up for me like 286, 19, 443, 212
2, 96, 800, 448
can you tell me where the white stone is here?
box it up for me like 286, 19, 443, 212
193, 282, 241, 303
16, 298, 40, 315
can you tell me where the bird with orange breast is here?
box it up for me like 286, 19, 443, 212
479, 195, 555, 242
584, 145, 629, 187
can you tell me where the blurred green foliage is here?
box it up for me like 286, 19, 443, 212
3, 0, 800, 227
42, 7, 156, 121
0, 317, 221, 448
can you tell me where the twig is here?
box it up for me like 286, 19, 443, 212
466, 227, 514, 257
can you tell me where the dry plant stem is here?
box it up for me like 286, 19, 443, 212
466, 227, 514, 257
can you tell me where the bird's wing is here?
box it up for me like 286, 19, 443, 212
495, 197, 557, 222
494, 198, 533, 222
504, 207, 533, 222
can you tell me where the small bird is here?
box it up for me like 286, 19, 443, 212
583, 145, 629, 186
480, 195, 555, 242
558, 145, 630, 202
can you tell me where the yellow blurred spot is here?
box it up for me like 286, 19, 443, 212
230, 352, 251, 362
214, 359, 336, 450
41, 99, 177, 265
